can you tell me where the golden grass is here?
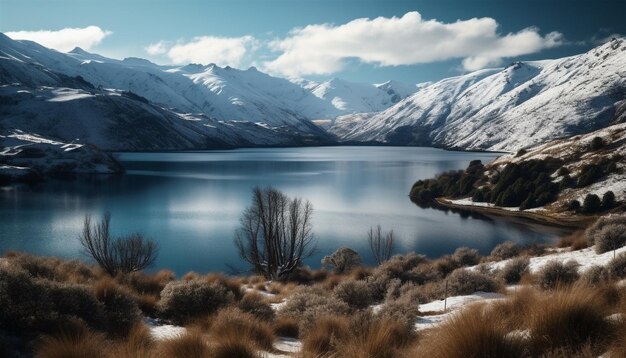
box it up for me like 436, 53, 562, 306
35, 323, 109, 358
527, 284, 612, 354
273, 316, 300, 338
207, 307, 275, 351
333, 315, 414, 358
110, 324, 155, 358
301, 315, 350, 357
154, 329, 211, 358
414, 304, 527, 358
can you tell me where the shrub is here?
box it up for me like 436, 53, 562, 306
409, 263, 443, 285
45, 281, 107, 331
451, 247, 481, 267
537, 260, 580, 290
577, 165, 604, 188
208, 307, 275, 351
413, 304, 526, 358
602, 191, 616, 209
607, 253, 626, 278
158, 280, 234, 324
237, 292, 275, 321
321, 247, 361, 273
446, 269, 501, 296
593, 223, 626, 254
501, 257, 530, 284
378, 285, 421, 327
581, 265, 611, 286
589, 136, 604, 150
528, 285, 610, 353
582, 194, 602, 214
586, 215, 626, 252
490, 241, 521, 260
333, 279, 374, 309
92, 278, 142, 336
278, 286, 350, 332
120, 269, 174, 296
566, 199, 581, 212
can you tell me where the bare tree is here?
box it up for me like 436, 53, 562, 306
79, 213, 159, 276
235, 187, 316, 279
368, 225, 394, 265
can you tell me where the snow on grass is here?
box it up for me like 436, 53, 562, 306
415, 291, 505, 331
474, 244, 626, 274
448, 198, 525, 212
145, 317, 186, 340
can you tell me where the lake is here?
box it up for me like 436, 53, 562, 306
0, 146, 566, 275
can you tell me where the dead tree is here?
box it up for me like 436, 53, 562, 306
79, 213, 158, 276
368, 225, 394, 265
235, 187, 316, 279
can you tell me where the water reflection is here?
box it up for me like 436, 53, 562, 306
0, 147, 564, 274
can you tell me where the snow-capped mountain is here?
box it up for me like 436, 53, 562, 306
0, 33, 333, 149
329, 38, 626, 151
293, 77, 416, 115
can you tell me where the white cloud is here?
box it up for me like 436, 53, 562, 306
159, 36, 257, 67
6, 26, 112, 52
145, 41, 169, 55
264, 11, 563, 76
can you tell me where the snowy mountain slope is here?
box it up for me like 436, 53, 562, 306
0, 129, 123, 183
330, 38, 626, 151
297, 78, 416, 115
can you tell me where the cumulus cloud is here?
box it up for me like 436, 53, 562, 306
6, 26, 111, 52
264, 11, 563, 76
152, 36, 257, 67
145, 41, 169, 55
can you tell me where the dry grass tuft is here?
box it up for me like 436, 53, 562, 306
273, 316, 299, 338
110, 324, 154, 358
301, 315, 350, 357
35, 322, 109, 358
155, 329, 211, 358
207, 307, 275, 351
414, 304, 527, 358
528, 284, 612, 354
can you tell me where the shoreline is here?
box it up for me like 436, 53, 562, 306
434, 197, 596, 229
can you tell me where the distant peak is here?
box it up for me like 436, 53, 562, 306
69, 47, 90, 55
247, 66, 258, 72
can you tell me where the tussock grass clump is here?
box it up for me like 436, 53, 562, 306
93, 278, 142, 336
537, 260, 579, 290
118, 269, 174, 296
333, 279, 374, 309
557, 230, 589, 250
413, 304, 527, 358
155, 329, 211, 358
157, 279, 234, 324
490, 241, 521, 261
446, 268, 501, 296
210, 334, 260, 358
528, 285, 611, 354
333, 313, 414, 358
207, 307, 275, 351
278, 286, 350, 332
301, 315, 350, 357
110, 324, 154, 358
273, 316, 299, 338
237, 292, 275, 321
501, 257, 530, 284
35, 322, 109, 358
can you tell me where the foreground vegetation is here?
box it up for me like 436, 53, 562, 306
2, 214, 626, 357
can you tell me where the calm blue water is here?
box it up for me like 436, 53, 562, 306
0, 147, 565, 275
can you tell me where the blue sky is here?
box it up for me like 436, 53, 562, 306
1, 0, 624, 84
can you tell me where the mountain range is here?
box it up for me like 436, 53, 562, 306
1, 32, 625, 156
